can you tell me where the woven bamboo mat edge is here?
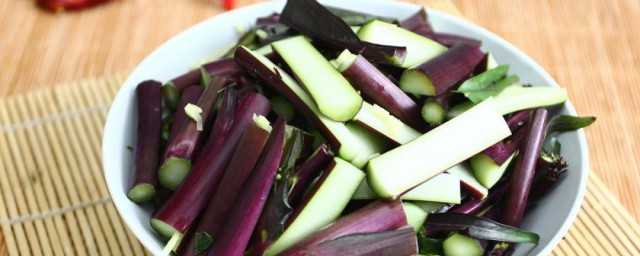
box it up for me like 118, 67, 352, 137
0, 76, 638, 255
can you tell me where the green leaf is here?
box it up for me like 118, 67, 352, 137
457, 65, 519, 103
425, 213, 540, 244
195, 232, 214, 254
417, 227, 444, 255
546, 115, 596, 135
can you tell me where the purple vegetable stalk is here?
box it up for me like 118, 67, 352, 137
285, 227, 418, 256
157, 77, 227, 190
417, 31, 482, 48
500, 108, 548, 227
288, 145, 334, 207
206, 116, 286, 256
402, 43, 485, 96
279, 199, 408, 255
178, 120, 272, 256
450, 182, 509, 215
481, 111, 531, 165
340, 53, 428, 131
166, 86, 205, 146
166, 58, 242, 92
150, 92, 271, 237
162, 77, 226, 161
249, 145, 334, 256
127, 80, 163, 203
400, 8, 433, 34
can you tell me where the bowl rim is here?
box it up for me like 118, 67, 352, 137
102, 0, 590, 255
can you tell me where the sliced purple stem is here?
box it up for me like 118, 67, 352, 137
206, 116, 286, 256
152, 92, 271, 234
500, 108, 548, 227
127, 80, 163, 203
166, 86, 204, 147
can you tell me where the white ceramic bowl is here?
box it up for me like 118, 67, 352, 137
103, 0, 590, 255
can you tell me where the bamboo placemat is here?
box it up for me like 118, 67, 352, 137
0, 78, 637, 255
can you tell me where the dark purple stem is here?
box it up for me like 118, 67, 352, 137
288, 145, 334, 207
408, 43, 485, 96
400, 8, 432, 34
342, 54, 427, 131
168, 58, 242, 92
280, 200, 408, 255
128, 81, 162, 197
152, 92, 270, 234
178, 121, 271, 256
417, 31, 482, 48
162, 77, 225, 161
450, 182, 509, 215
206, 116, 286, 256
500, 108, 548, 227
166, 86, 204, 146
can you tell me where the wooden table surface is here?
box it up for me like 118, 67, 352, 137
1, 0, 638, 226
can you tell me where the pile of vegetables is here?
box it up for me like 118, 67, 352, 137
125, 0, 595, 255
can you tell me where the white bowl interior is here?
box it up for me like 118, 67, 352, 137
103, 0, 589, 255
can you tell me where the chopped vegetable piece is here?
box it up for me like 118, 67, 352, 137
344, 122, 392, 168
280, 0, 407, 65
336, 50, 427, 131
352, 102, 422, 145
158, 78, 227, 190
445, 101, 474, 121
403, 202, 428, 231
151, 92, 271, 236
207, 116, 286, 256
280, 199, 407, 255
288, 145, 334, 207
450, 181, 509, 215
425, 213, 540, 244
366, 98, 511, 199
167, 86, 204, 145
250, 145, 333, 256
399, 43, 485, 96
471, 153, 516, 189
184, 103, 203, 130
265, 157, 365, 256
442, 233, 483, 256
418, 31, 482, 48
234, 46, 368, 162
353, 174, 461, 204
178, 119, 271, 256
493, 85, 567, 115
283, 227, 418, 256
546, 115, 596, 135
421, 101, 446, 125
272, 36, 363, 122
127, 80, 162, 203
400, 8, 432, 34
166, 58, 242, 92
500, 108, 548, 227
481, 127, 525, 166
446, 164, 488, 200
358, 20, 447, 68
